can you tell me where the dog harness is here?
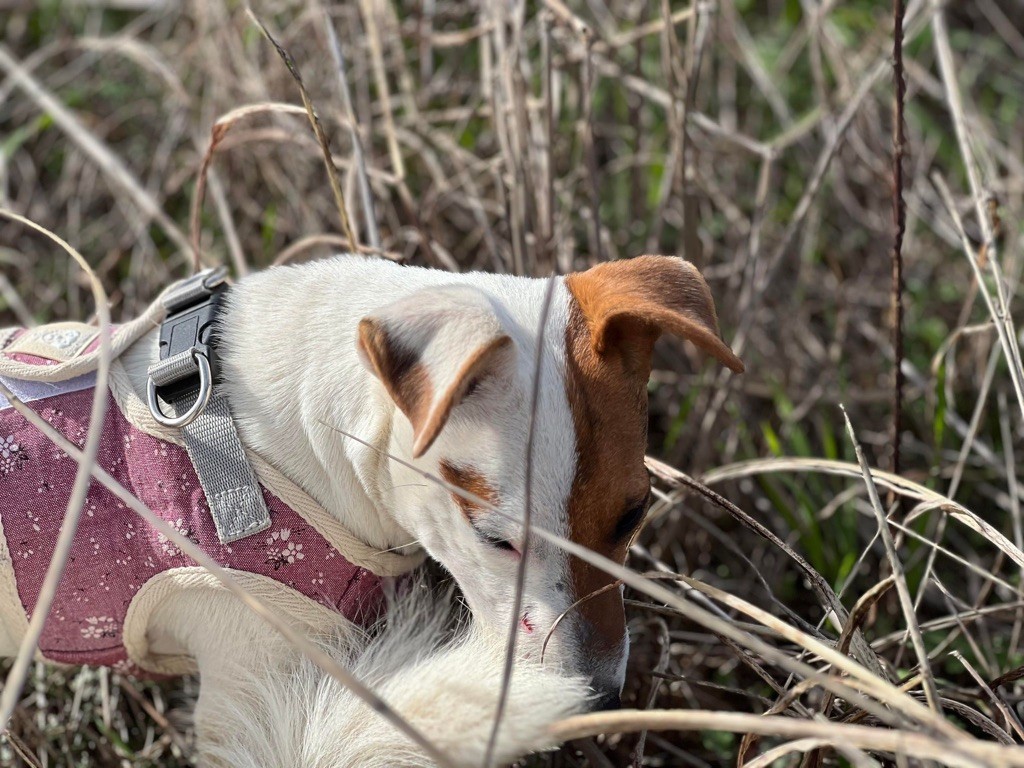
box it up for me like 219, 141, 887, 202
0, 285, 419, 677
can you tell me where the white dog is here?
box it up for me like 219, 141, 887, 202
0, 254, 741, 764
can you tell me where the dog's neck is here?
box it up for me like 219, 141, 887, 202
214, 262, 418, 552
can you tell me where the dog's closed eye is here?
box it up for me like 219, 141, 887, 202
613, 492, 651, 543
479, 531, 518, 554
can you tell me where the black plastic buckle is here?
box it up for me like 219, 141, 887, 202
155, 272, 228, 403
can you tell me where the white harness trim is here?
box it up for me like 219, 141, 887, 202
122, 566, 352, 676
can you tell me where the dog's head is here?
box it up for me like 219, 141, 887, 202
357, 255, 742, 708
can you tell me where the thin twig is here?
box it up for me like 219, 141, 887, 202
951, 651, 1024, 742
323, 7, 381, 251
188, 102, 309, 273
889, 0, 907, 501
482, 275, 557, 768
246, 7, 359, 253
630, 617, 670, 767
358, 0, 405, 180
550, 710, 1003, 767
841, 405, 942, 713
0, 210, 111, 730
931, 0, 1024, 421
1000, 390, 1024, 660
646, 456, 887, 680
579, 34, 604, 265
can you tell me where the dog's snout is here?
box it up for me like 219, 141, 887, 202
566, 614, 629, 714
592, 690, 621, 712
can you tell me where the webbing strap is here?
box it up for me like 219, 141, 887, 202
148, 349, 198, 387
173, 388, 271, 543
147, 268, 271, 544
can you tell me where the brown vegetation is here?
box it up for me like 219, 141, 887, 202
1, 1, 1023, 765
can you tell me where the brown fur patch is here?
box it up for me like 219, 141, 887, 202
439, 461, 499, 521
562, 280, 652, 655
358, 320, 512, 457
562, 256, 740, 653
357, 318, 434, 433
569, 255, 743, 373
414, 335, 512, 457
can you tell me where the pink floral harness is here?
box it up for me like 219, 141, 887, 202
0, 328, 385, 676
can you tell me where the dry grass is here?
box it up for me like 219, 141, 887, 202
1, 0, 1023, 766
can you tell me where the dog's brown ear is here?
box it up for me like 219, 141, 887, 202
357, 285, 513, 458
565, 255, 743, 374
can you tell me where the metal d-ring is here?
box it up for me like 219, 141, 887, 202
147, 350, 213, 428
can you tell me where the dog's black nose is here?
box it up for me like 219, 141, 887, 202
593, 691, 621, 712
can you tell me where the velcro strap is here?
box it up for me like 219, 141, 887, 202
148, 349, 199, 387
5, 322, 99, 363
173, 389, 271, 543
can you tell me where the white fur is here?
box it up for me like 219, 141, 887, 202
2, 255, 627, 763
195, 580, 590, 768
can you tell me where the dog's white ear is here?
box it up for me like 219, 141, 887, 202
566, 255, 744, 373
357, 285, 513, 458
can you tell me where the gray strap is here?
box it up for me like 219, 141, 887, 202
148, 350, 199, 387
172, 388, 271, 544
146, 266, 268, 544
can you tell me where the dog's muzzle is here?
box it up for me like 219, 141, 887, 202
592, 689, 622, 712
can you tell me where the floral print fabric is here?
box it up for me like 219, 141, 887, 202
0, 349, 384, 676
